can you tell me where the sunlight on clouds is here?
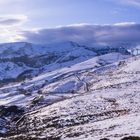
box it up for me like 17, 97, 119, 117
9, 32, 26, 42
0, 15, 27, 42
0, 27, 23, 42
114, 22, 136, 26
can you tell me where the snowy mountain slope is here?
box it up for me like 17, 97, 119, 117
0, 52, 129, 107
2, 55, 139, 140
0, 41, 139, 140
0, 41, 98, 82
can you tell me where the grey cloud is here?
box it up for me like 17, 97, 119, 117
0, 19, 21, 26
20, 23, 140, 48
0, 16, 27, 26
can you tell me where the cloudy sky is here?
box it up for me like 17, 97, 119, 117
0, 0, 140, 43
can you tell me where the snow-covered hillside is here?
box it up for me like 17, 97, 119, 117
0, 41, 98, 82
0, 41, 140, 140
